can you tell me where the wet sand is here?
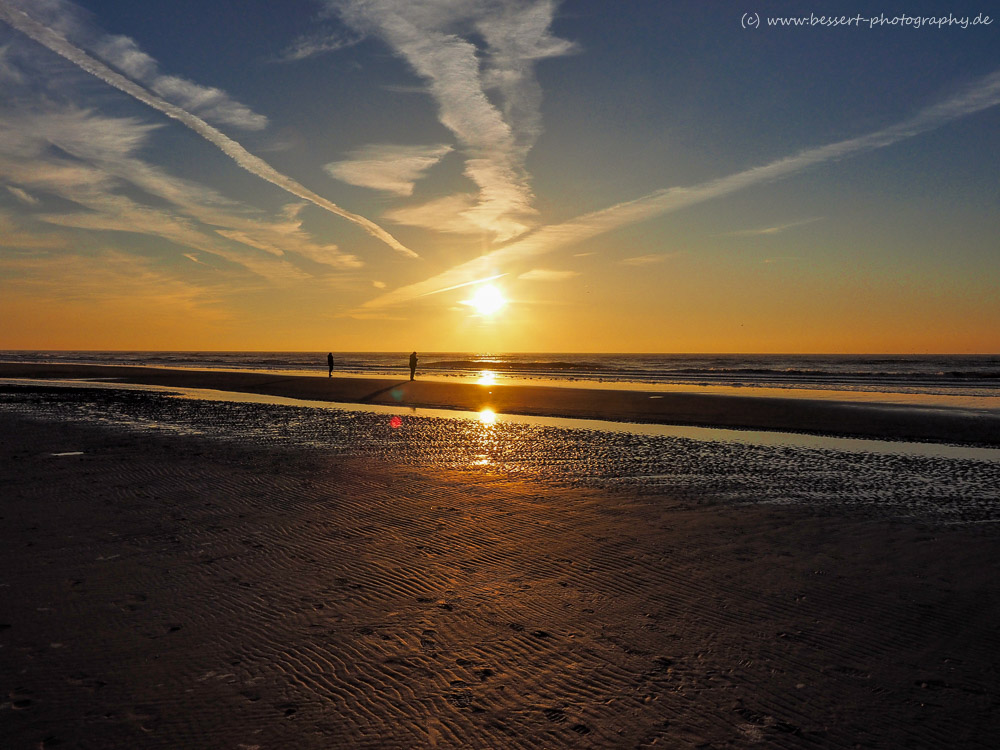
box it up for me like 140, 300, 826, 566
2, 362, 999, 445
2, 409, 1000, 749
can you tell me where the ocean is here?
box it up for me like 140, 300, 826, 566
2, 351, 999, 398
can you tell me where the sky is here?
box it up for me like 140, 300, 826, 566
0, 0, 997, 353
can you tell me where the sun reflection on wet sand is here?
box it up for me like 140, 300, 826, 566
470, 408, 499, 465
477, 371, 497, 386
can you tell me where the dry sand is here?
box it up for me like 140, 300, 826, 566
2, 362, 999, 446
2, 408, 999, 749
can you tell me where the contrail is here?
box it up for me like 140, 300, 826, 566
361, 69, 1000, 309
417, 273, 507, 298
0, 1, 418, 258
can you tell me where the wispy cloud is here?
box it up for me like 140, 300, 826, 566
417, 273, 507, 299
384, 193, 485, 235
276, 29, 363, 63
720, 217, 822, 237
0, 106, 361, 277
518, 268, 580, 281
325, 143, 452, 196
0, 210, 66, 247
620, 254, 675, 266
359, 69, 1000, 310
0, 41, 23, 82
0, 249, 232, 331
5, 184, 37, 204
330, 0, 574, 241
95, 35, 267, 131
0, 0, 416, 258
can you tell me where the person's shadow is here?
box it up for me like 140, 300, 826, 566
360, 381, 410, 402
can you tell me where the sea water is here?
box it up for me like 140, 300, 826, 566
2, 351, 998, 398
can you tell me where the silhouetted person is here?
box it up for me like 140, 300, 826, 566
327, 352, 334, 378
409, 351, 418, 381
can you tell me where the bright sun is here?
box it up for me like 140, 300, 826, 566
467, 285, 507, 316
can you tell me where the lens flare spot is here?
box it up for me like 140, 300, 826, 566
478, 408, 497, 426
389, 415, 402, 429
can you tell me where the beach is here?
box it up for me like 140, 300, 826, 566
2, 362, 999, 446
2, 373, 1000, 748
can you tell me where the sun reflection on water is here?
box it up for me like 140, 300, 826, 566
470, 408, 499, 465
477, 370, 497, 386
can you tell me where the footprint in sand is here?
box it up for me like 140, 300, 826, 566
67, 673, 107, 692
543, 707, 566, 722
446, 691, 473, 709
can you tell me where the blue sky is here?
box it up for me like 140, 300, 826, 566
1, 0, 998, 352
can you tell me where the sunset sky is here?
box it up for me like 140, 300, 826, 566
1, 0, 997, 353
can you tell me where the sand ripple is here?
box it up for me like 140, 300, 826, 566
2, 391, 999, 747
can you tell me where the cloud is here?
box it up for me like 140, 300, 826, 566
213, 230, 285, 257
0, 209, 66, 247
325, 143, 452, 196
417, 273, 507, 299
149, 74, 268, 132
720, 217, 822, 237
0, 0, 416, 258
0, 42, 24, 82
5, 184, 37, 204
372, 279, 386, 288
518, 268, 579, 281
0, 248, 229, 319
0, 107, 362, 276
358, 69, 1000, 310
620, 254, 674, 266
330, 0, 574, 240
276, 29, 363, 62
95, 35, 268, 131
384, 192, 486, 234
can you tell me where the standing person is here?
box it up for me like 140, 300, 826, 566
327, 352, 334, 378
408, 351, 418, 381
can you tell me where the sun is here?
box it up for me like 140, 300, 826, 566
466, 284, 507, 316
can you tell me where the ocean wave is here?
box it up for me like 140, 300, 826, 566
427, 359, 600, 371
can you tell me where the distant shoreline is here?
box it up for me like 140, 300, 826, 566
3, 362, 999, 447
